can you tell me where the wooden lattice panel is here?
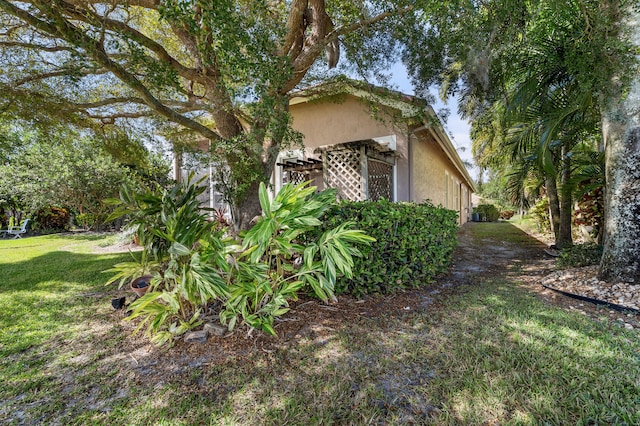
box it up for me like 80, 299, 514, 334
285, 171, 307, 186
325, 149, 364, 201
368, 159, 393, 201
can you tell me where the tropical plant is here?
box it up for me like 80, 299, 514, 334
33, 206, 70, 232
106, 176, 229, 345
529, 198, 551, 234
220, 182, 374, 335
106, 179, 373, 344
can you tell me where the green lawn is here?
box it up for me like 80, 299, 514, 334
1, 229, 639, 425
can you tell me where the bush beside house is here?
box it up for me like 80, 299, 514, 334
474, 204, 500, 222
312, 200, 459, 297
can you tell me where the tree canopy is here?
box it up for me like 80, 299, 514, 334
0, 0, 422, 228
402, 0, 639, 281
0, 123, 171, 229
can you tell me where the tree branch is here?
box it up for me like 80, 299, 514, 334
0, 0, 222, 142
282, 5, 413, 93
58, 1, 202, 83
61, 0, 242, 138
0, 40, 74, 52
12, 67, 107, 86
280, 0, 307, 57
30, 0, 160, 7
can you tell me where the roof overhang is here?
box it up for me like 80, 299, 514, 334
290, 79, 476, 192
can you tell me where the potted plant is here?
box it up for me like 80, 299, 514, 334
130, 275, 153, 297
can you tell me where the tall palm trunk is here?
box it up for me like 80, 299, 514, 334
545, 174, 561, 245
558, 146, 573, 249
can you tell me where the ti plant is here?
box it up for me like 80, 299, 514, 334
220, 182, 374, 335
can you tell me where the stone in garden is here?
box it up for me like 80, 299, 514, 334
204, 322, 227, 337
184, 330, 208, 343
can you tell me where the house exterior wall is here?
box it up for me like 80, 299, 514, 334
289, 95, 411, 201
411, 132, 471, 224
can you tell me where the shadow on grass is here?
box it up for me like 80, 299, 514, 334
0, 250, 128, 293
0, 250, 129, 358
3, 222, 639, 425
57, 232, 121, 242
61, 279, 640, 425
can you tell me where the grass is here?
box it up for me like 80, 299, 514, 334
1, 227, 639, 425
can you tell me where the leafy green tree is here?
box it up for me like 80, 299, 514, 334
0, 125, 170, 229
405, 0, 638, 279
0, 0, 419, 229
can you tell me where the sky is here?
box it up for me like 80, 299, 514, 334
386, 63, 477, 180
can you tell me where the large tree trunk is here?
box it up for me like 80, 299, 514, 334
600, 119, 640, 282
233, 180, 264, 230
545, 174, 561, 245
558, 146, 573, 249
599, 7, 640, 282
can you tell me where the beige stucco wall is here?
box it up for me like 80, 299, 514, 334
411, 131, 471, 224
289, 95, 411, 201
287, 95, 472, 221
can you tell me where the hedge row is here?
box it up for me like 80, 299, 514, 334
312, 199, 459, 297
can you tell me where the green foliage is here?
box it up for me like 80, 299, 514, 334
107, 176, 229, 345
308, 200, 458, 297
574, 187, 604, 237
33, 207, 69, 232
220, 182, 374, 335
106, 179, 373, 343
75, 213, 96, 230
558, 244, 603, 268
529, 198, 551, 234
0, 125, 170, 229
475, 204, 500, 222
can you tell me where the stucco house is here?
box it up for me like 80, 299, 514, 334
183, 80, 475, 224
272, 81, 475, 224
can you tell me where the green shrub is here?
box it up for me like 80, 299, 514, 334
558, 244, 603, 268
476, 204, 500, 222
529, 198, 551, 233
75, 213, 97, 230
106, 179, 373, 344
106, 176, 229, 345
34, 206, 70, 232
309, 200, 458, 297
